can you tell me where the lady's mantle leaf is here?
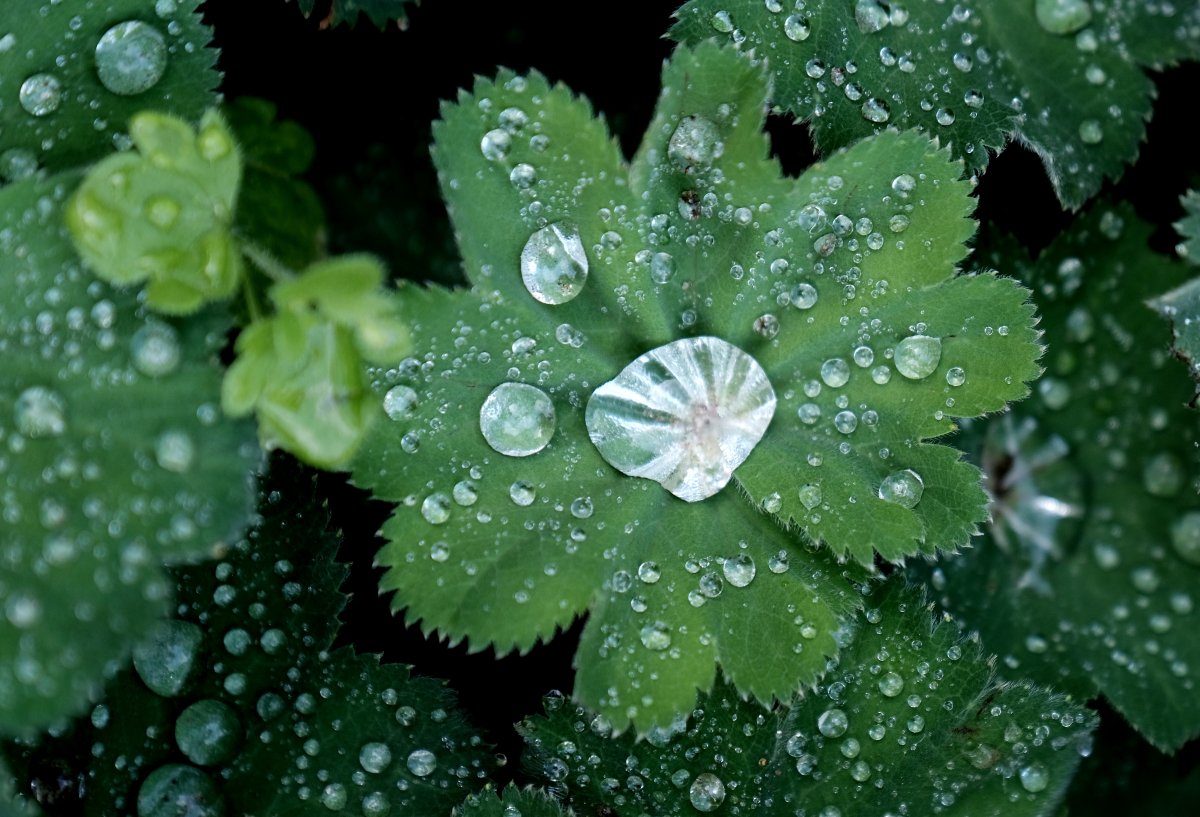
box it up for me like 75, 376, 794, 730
672, 0, 1199, 209
0, 175, 257, 734
0, 0, 218, 174
455, 786, 570, 817
923, 204, 1200, 751
353, 43, 1038, 731
519, 579, 1095, 817
2, 466, 495, 816
1148, 190, 1200, 385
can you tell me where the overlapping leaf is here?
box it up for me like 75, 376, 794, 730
921, 204, 1200, 751
2, 466, 495, 816
455, 786, 570, 817
520, 579, 1095, 817
0, 0, 218, 174
291, 0, 414, 29
352, 42, 1039, 731
1149, 190, 1200, 385
0, 175, 257, 734
672, 0, 1199, 209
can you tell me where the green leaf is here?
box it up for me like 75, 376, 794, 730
0, 174, 257, 734
1148, 190, 1200, 385
353, 43, 1040, 731
2, 465, 496, 816
920, 204, 1200, 751
292, 0, 414, 29
223, 97, 325, 273
519, 578, 1096, 817
0, 0, 218, 174
66, 110, 243, 315
455, 786, 570, 817
671, 0, 1196, 209
223, 256, 411, 468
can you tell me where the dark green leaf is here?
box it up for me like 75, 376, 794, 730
1148, 190, 1200, 385
671, 0, 1197, 209
520, 579, 1096, 817
0, 174, 257, 734
455, 786, 571, 817
0, 0, 218, 174
3, 466, 495, 816
921, 204, 1200, 751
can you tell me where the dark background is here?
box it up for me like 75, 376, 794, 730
201, 0, 1200, 782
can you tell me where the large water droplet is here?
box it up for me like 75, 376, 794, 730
855, 0, 890, 33
784, 14, 811, 42
479, 382, 556, 457
132, 322, 182, 377
585, 337, 776, 502
1035, 0, 1092, 34
133, 620, 203, 697
95, 21, 168, 96
19, 73, 62, 117
861, 98, 891, 123
520, 223, 588, 304
893, 335, 942, 380
480, 128, 511, 161
640, 621, 672, 650
137, 765, 224, 817
878, 469, 924, 508
175, 699, 241, 766
1019, 762, 1049, 792
156, 429, 196, 473
668, 115, 722, 170
688, 772, 726, 812
877, 671, 905, 697
15, 386, 66, 437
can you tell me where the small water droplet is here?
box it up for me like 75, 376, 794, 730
480, 382, 556, 457
818, 708, 849, 738
480, 128, 511, 161
509, 480, 536, 506
821, 358, 850, 388
861, 98, 891, 123
155, 429, 195, 473
520, 223, 588, 305
878, 671, 905, 697
406, 749, 437, 777
1171, 512, 1200, 566
175, 699, 241, 766
1078, 119, 1103, 144
132, 322, 182, 377
945, 366, 966, 387
19, 73, 62, 117
15, 386, 66, 438
421, 493, 452, 525
790, 282, 819, 309
360, 742, 393, 774
640, 621, 672, 650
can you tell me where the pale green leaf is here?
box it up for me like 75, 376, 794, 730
921, 204, 1200, 751
353, 43, 1040, 731
520, 579, 1096, 817
1, 466, 495, 816
671, 0, 1196, 209
0, 0, 218, 174
0, 175, 257, 734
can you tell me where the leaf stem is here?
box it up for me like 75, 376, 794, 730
239, 238, 296, 283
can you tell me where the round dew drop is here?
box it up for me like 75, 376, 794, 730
175, 699, 241, 766
784, 14, 811, 41
688, 772, 726, 812
878, 469, 924, 508
480, 128, 511, 161
95, 21, 169, 96
1035, 0, 1092, 34
893, 335, 942, 380
18, 73, 62, 117
360, 742, 393, 774
722, 554, 756, 587
817, 708, 849, 738
133, 620, 203, 698
479, 382, 556, 457
132, 323, 182, 377
520, 223, 588, 304
668, 115, 722, 170
1171, 512, 1200, 566
1019, 762, 1049, 793
136, 765, 224, 817
407, 748, 437, 777
877, 671, 905, 697
383, 385, 419, 420
15, 386, 67, 438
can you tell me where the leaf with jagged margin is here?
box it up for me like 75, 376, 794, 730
0, 0, 218, 174
351, 42, 1039, 732
223, 97, 325, 274
455, 786, 571, 817
1148, 190, 1200, 385
520, 578, 1095, 817
919, 203, 1200, 751
292, 0, 414, 29
0, 174, 258, 735
671, 0, 1197, 209
1061, 709, 1200, 817
1, 465, 496, 816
